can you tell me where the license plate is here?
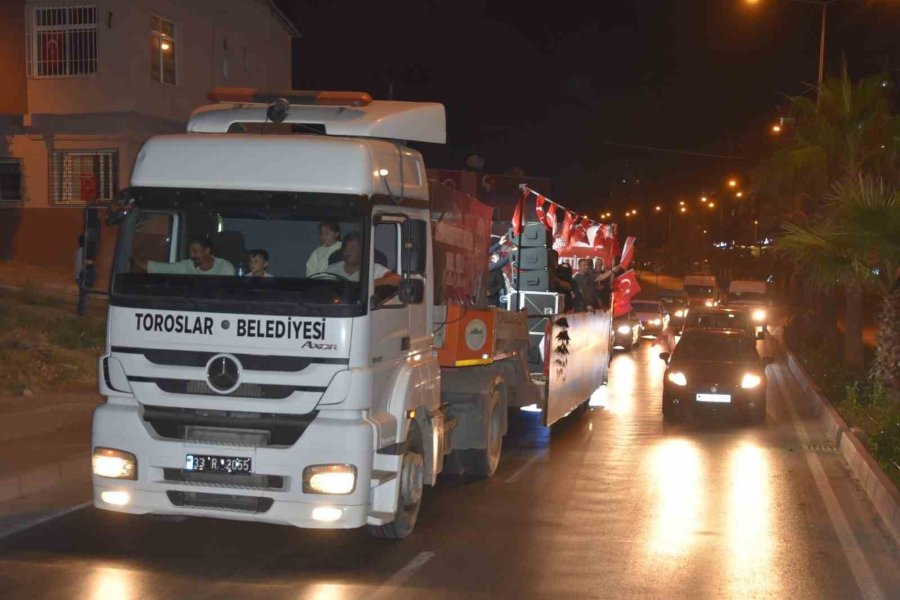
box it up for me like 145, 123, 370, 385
696, 393, 731, 404
185, 454, 252, 474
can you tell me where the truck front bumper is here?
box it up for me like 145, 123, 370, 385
92, 402, 384, 529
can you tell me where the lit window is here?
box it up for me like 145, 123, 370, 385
151, 14, 176, 85
49, 150, 118, 205
0, 159, 23, 204
26, 4, 99, 78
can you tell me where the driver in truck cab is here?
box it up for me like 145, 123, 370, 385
134, 235, 235, 276
326, 231, 401, 287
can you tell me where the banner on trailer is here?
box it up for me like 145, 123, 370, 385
429, 181, 493, 305
543, 310, 612, 426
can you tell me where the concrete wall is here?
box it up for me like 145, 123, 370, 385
0, 1, 28, 115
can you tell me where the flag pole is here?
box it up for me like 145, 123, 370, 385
516, 185, 527, 309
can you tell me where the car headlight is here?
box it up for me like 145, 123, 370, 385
667, 372, 688, 386
705, 300, 714, 307
650, 318, 661, 326
617, 325, 632, 335
303, 464, 357, 495
92, 448, 137, 480
674, 309, 684, 318
741, 373, 762, 389
752, 309, 767, 322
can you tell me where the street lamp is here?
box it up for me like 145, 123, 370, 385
744, 0, 835, 106
771, 124, 782, 134
728, 179, 738, 188
736, 191, 744, 198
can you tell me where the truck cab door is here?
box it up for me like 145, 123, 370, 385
369, 215, 412, 378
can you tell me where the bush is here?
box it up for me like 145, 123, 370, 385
841, 381, 900, 483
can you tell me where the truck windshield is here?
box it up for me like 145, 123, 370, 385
111, 187, 369, 316
683, 285, 714, 297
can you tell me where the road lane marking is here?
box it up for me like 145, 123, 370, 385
771, 366, 885, 600
505, 454, 542, 484
0, 501, 91, 541
364, 551, 434, 600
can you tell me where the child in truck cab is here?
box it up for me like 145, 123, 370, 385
306, 221, 342, 276
246, 248, 273, 278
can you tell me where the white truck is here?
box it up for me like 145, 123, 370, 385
88, 90, 612, 538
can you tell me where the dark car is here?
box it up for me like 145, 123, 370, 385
656, 290, 690, 328
613, 309, 643, 351
682, 306, 763, 340
660, 329, 773, 423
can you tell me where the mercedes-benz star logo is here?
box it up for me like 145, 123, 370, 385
206, 354, 240, 394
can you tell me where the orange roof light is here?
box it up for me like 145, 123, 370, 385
207, 88, 373, 107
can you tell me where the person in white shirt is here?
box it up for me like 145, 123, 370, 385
326, 232, 401, 287
306, 221, 342, 276
245, 248, 274, 278
135, 235, 235, 276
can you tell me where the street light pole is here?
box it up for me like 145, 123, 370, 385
816, 0, 828, 106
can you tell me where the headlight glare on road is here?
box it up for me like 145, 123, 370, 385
617, 325, 632, 335
92, 448, 137, 480
667, 372, 688, 386
752, 309, 767, 322
303, 464, 357, 495
741, 373, 763, 389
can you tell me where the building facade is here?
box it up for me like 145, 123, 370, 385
0, 0, 298, 267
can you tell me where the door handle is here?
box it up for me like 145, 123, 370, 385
401, 336, 411, 351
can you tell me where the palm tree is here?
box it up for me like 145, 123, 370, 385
777, 175, 900, 389
755, 68, 900, 370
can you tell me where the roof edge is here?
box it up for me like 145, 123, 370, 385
264, 0, 302, 38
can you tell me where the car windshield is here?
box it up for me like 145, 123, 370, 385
111, 187, 369, 316
729, 291, 768, 302
685, 311, 751, 330
674, 333, 759, 362
632, 301, 659, 312
684, 285, 714, 296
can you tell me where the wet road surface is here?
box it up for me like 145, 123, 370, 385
0, 336, 897, 599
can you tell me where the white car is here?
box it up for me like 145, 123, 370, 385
631, 299, 670, 334
727, 280, 770, 333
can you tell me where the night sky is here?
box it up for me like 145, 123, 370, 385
274, 0, 898, 215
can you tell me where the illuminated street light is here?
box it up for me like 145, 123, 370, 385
736, 191, 744, 198
655, 205, 662, 212
708, 202, 716, 209
771, 124, 782, 134
161, 42, 171, 51
728, 179, 738, 188
679, 200, 685, 206
700, 196, 708, 203
680, 207, 687, 213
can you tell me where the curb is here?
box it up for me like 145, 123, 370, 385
0, 452, 90, 503
784, 349, 900, 548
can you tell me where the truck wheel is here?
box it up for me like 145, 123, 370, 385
368, 424, 424, 539
460, 387, 504, 478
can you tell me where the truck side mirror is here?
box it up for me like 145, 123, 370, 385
659, 352, 670, 362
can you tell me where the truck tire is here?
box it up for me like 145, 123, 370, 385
368, 424, 425, 539
460, 387, 504, 478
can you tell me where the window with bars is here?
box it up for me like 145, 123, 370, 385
0, 160, 23, 204
49, 150, 117, 205
26, 4, 98, 78
151, 14, 176, 85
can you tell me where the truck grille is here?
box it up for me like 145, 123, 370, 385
112, 346, 348, 371
166, 491, 274, 513
163, 468, 286, 491
143, 405, 317, 447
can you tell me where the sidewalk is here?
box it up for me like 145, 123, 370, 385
0, 392, 99, 504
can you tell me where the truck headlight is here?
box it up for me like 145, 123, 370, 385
667, 372, 688, 386
705, 299, 715, 307
617, 325, 632, 335
92, 448, 137, 480
303, 464, 357, 495
752, 309, 767, 322
741, 373, 762, 389
650, 318, 661, 326
674, 309, 684, 318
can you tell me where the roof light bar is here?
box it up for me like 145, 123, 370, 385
207, 88, 372, 107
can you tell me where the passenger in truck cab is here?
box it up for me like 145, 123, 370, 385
135, 235, 235, 276
326, 232, 402, 288
306, 221, 342, 276
245, 248, 273, 278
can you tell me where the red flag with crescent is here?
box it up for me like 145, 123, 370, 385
511, 189, 527, 235
534, 195, 551, 231
619, 236, 637, 270
613, 269, 641, 317
560, 210, 575, 245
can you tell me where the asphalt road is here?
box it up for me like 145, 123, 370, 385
0, 335, 897, 599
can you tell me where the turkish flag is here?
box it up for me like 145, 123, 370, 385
560, 210, 575, 245
40, 31, 66, 75
511, 189, 527, 235
535, 195, 550, 231
613, 270, 641, 317
619, 236, 637, 270
546, 202, 559, 235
